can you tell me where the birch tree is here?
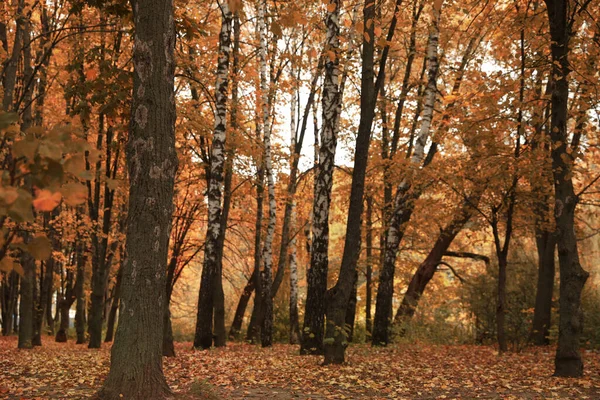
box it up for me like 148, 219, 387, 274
300, 0, 341, 356
194, 1, 233, 350
258, 0, 276, 348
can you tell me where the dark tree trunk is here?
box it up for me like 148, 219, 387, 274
96, 0, 177, 396
544, 0, 589, 377
344, 272, 358, 343
162, 307, 175, 357
2, 272, 19, 336
246, 157, 265, 344
229, 269, 256, 340
365, 196, 373, 334
104, 263, 123, 343
496, 250, 508, 353
162, 256, 177, 357
74, 239, 87, 344
55, 268, 75, 342
323, 0, 375, 364
531, 230, 556, 345
18, 250, 36, 349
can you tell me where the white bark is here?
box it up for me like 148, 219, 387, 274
258, 0, 275, 347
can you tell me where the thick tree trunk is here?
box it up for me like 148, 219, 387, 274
96, 0, 177, 396
301, 0, 341, 356
544, 0, 589, 377
323, 0, 375, 364
373, 1, 443, 346
194, 4, 233, 350
531, 230, 555, 345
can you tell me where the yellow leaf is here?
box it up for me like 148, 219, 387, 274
326, 2, 336, 12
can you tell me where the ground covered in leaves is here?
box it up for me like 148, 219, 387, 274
1, 336, 599, 399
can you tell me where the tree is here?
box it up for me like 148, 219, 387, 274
194, 0, 233, 350
301, 0, 341, 356
544, 0, 590, 378
95, 0, 178, 396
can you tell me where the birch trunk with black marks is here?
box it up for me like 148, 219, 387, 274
194, 2, 232, 350
96, 0, 177, 396
372, 0, 443, 346
258, 0, 275, 348
544, 0, 589, 377
301, 0, 341, 356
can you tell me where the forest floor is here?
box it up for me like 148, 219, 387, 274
0, 336, 599, 399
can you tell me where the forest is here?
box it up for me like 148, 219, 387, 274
0, 0, 600, 398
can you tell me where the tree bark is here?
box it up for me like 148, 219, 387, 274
1, 272, 19, 336
194, 3, 233, 350
96, 0, 177, 396
258, 0, 275, 348
544, 0, 589, 377
74, 238, 87, 344
365, 195, 373, 334
18, 248, 36, 349
301, 0, 341, 356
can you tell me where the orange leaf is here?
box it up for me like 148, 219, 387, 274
33, 189, 62, 212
